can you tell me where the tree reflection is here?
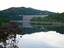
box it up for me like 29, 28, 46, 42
0, 22, 22, 48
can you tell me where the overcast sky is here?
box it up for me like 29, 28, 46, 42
0, 0, 64, 13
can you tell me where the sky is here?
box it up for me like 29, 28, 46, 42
0, 0, 64, 13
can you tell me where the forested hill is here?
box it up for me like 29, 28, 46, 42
31, 12, 64, 34
0, 7, 55, 20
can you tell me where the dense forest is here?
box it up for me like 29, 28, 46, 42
31, 13, 64, 34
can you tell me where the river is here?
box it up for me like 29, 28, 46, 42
10, 20, 64, 48
0, 20, 63, 48
17, 31, 64, 48
0, 30, 64, 48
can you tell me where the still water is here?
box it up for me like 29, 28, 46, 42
0, 31, 64, 48
17, 31, 64, 48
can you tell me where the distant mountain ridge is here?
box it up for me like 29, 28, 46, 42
0, 7, 55, 20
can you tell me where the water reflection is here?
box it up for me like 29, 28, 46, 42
0, 34, 19, 48
0, 22, 22, 48
0, 31, 64, 48
17, 31, 64, 48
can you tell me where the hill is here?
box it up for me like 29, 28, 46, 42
0, 7, 55, 20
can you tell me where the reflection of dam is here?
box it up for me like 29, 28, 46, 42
22, 15, 48, 28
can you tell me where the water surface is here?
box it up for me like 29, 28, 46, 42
17, 31, 64, 48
